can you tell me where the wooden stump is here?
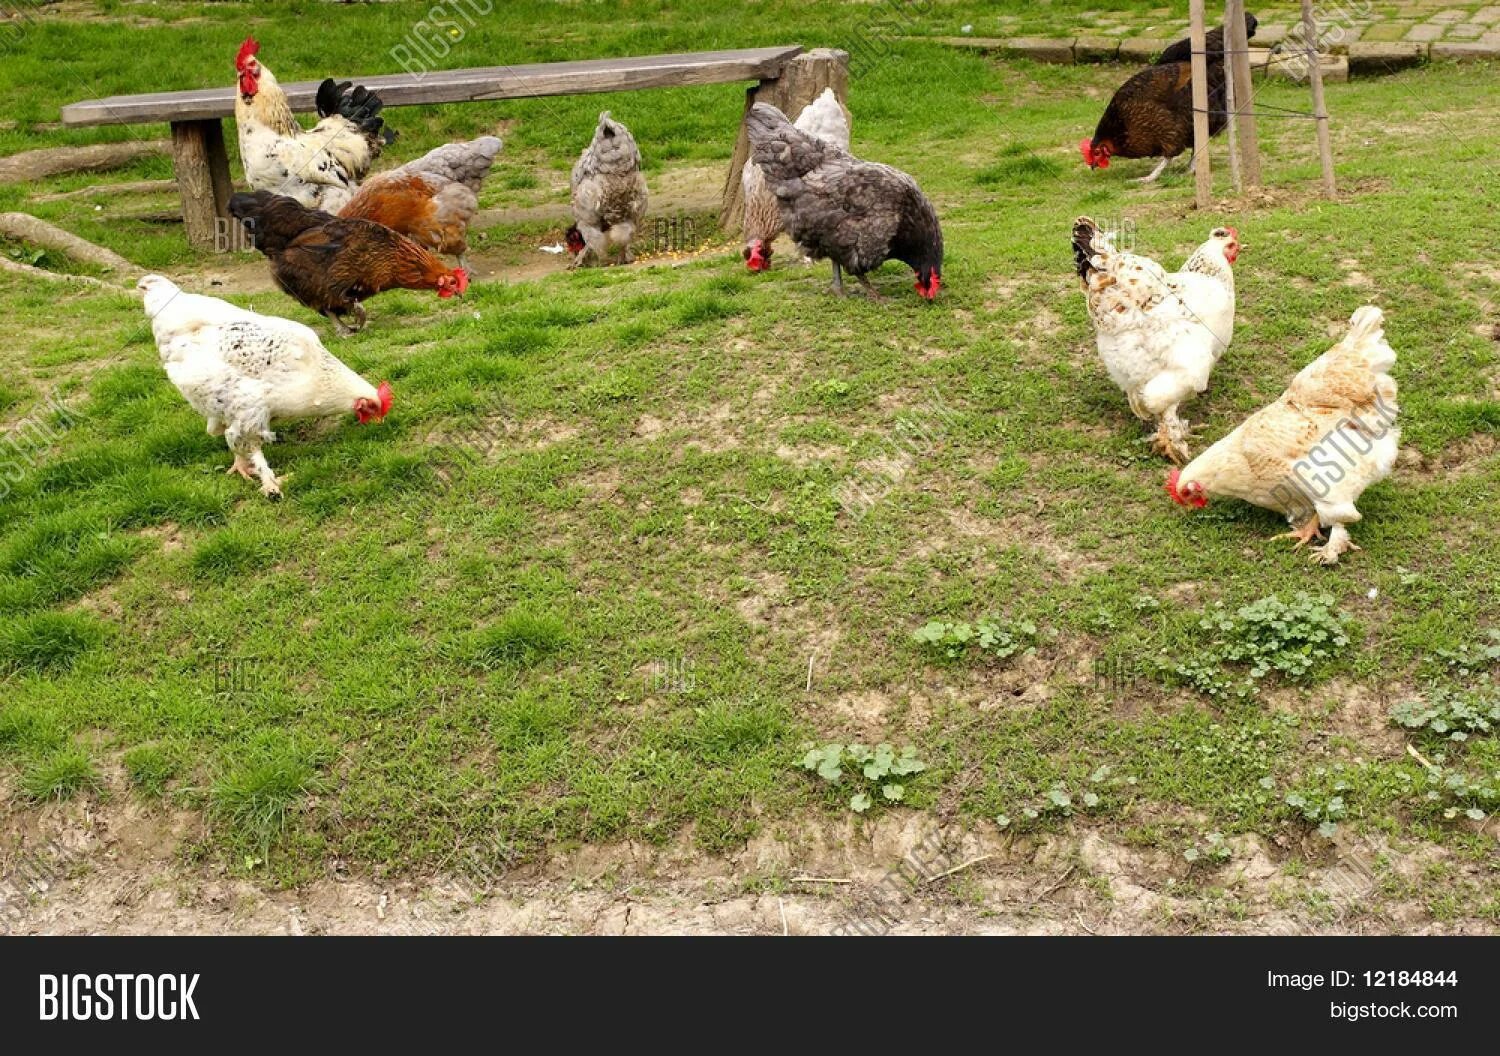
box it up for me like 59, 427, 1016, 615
170, 119, 234, 250
719, 48, 849, 232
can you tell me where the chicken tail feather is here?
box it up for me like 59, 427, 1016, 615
1072, 216, 1103, 282
316, 77, 395, 144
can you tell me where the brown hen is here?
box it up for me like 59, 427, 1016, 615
230, 190, 468, 336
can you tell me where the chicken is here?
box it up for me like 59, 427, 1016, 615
567, 112, 648, 268
137, 274, 391, 499
1080, 13, 1257, 183
229, 190, 468, 336
339, 135, 503, 269
1073, 217, 1239, 463
1167, 306, 1399, 565
233, 36, 395, 212
741, 88, 852, 272
745, 102, 942, 301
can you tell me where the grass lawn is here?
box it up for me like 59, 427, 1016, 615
0, 1, 1497, 932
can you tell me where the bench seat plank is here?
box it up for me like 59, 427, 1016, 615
62, 46, 803, 127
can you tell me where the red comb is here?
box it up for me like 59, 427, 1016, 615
452, 268, 469, 295
1078, 138, 1094, 166
377, 381, 393, 418
1165, 468, 1185, 504
236, 37, 260, 71
1227, 226, 1239, 240
1165, 468, 1207, 508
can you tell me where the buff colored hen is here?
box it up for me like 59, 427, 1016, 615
1167, 306, 1400, 565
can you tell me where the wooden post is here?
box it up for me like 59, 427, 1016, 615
1223, 6, 1241, 194
1188, 0, 1213, 209
720, 48, 848, 232
1301, 0, 1337, 199
170, 119, 234, 250
1226, 0, 1261, 188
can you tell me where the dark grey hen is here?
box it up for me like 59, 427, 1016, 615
744, 102, 942, 301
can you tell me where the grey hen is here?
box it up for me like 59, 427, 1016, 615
745, 102, 942, 300
567, 112, 648, 268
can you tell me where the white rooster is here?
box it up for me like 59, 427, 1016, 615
1072, 217, 1239, 463
138, 275, 391, 500
740, 87, 852, 271
1167, 306, 1399, 565
233, 36, 394, 212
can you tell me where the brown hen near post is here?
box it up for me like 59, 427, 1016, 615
1080, 13, 1258, 183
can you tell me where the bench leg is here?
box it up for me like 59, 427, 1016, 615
170, 119, 234, 251
719, 48, 849, 233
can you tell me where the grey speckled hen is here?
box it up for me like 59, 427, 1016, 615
568, 112, 648, 268
745, 102, 942, 301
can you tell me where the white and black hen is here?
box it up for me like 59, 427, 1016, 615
744, 102, 942, 301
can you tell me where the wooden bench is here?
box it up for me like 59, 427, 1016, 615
60, 45, 846, 250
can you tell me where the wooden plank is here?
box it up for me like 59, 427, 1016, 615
63, 46, 804, 127
1188, 0, 1213, 209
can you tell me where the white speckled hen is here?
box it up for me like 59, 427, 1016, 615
1073, 217, 1239, 464
744, 102, 941, 301
137, 274, 391, 500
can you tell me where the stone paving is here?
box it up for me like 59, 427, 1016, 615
1033, 5, 1500, 50
938, 3, 1500, 75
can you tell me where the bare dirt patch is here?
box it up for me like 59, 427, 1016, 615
7, 789, 1492, 936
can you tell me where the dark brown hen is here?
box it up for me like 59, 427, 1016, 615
229, 190, 468, 335
744, 102, 942, 301
1081, 13, 1257, 183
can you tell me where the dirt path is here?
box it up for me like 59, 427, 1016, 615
4, 791, 1491, 936
177, 182, 732, 297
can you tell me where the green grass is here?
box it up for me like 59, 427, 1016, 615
0, 1, 1496, 924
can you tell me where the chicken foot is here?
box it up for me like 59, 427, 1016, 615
1310, 524, 1360, 566
1274, 516, 1325, 550
226, 451, 283, 501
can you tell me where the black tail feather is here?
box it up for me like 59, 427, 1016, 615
315, 77, 395, 143
1072, 217, 1101, 282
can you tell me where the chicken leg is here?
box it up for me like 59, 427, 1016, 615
855, 274, 888, 303
1274, 516, 1325, 550
1133, 156, 1173, 184
830, 262, 847, 297
1150, 407, 1192, 465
